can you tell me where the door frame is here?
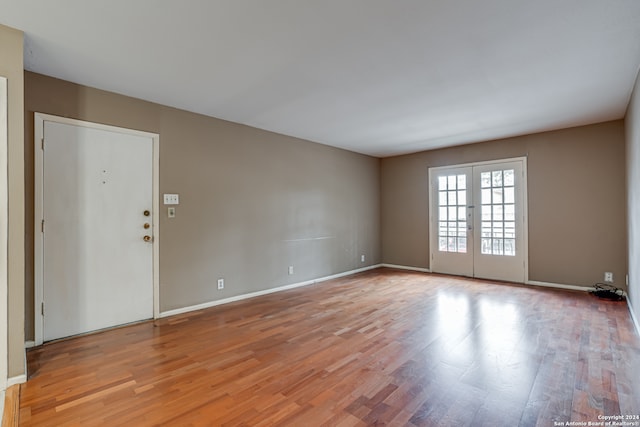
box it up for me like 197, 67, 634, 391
428, 156, 529, 282
1, 77, 8, 391
34, 113, 160, 346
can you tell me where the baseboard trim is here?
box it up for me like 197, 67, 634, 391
525, 280, 595, 293
313, 264, 383, 283
160, 264, 383, 319
6, 376, 25, 388
380, 264, 431, 273
628, 299, 640, 337
374, 266, 596, 294
24, 341, 35, 349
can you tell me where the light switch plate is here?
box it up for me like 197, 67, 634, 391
168, 207, 176, 218
164, 194, 179, 205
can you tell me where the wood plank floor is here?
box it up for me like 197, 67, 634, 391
19, 268, 640, 426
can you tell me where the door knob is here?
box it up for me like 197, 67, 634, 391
143, 235, 153, 242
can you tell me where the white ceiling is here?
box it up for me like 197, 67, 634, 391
2, 1, 640, 157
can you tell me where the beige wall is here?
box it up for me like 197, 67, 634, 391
0, 24, 25, 378
19, 66, 635, 342
24, 72, 381, 337
381, 121, 627, 289
626, 71, 640, 330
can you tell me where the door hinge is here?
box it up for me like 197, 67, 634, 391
41, 302, 44, 316
41, 219, 45, 233
41, 138, 44, 150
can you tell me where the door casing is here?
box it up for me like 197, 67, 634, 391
0, 77, 8, 391
34, 113, 160, 346
428, 157, 529, 282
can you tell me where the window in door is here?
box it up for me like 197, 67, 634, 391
480, 168, 516, 256
437, 173, 468, 254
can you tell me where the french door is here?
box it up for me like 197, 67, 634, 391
429, 158, 527, 283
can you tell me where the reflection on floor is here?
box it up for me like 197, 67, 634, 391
20, 268, 640, 426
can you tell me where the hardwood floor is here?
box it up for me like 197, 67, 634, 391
2, 385, 20, 427
19, 268, 640, 426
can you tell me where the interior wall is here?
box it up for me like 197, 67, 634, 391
0, 24, 25, 379
381, 121, 627, 289
626, 70, 640, 331
24, 72, 381, 338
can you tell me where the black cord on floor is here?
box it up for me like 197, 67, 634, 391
590, 283, 625, 301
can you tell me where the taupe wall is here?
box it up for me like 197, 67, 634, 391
381, 121, 627, 289
21, 70, 633, 342
626, 71, 640, 330
0, 24, 25, 378
24, 72, 380, 338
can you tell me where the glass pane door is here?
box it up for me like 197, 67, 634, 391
430, 159, 526, 283
473, 161, 525, 282
430, 167, 473, 277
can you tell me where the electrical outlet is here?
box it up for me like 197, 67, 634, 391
288, 266, 294, 275
361, 254, 365, 263
217, 278, 224, 290
604, 272, 613, 283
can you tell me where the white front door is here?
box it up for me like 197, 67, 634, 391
36, 115, 158, 342
430, 159, 527, 283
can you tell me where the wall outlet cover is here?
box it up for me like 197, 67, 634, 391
163, 194, 179, 205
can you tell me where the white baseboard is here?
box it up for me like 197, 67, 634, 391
160, 264, 383, 319
7, 374, 26, 387
313, 264, 383, 283
380, 264, 431, 273
628, 299, 640, 337
24, 341, 35, 349
525, 280, 595, 293
378, 266, 596, 294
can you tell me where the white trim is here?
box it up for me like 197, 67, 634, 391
6, 350, 28, 388
428, 156, 528, 172
378, 264, 598, 295
0, 77, 8, 393
380, 264, 431, 273
34, 113, 160, 345
521, 160, 530, 282
525, 280, 595, 293
314, 265, 382, 282
24, 341, 35, 349
160, 265, 382, 319
628, 299, 640, 337
6, 374, 26, 387
152, 130, 160, 320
